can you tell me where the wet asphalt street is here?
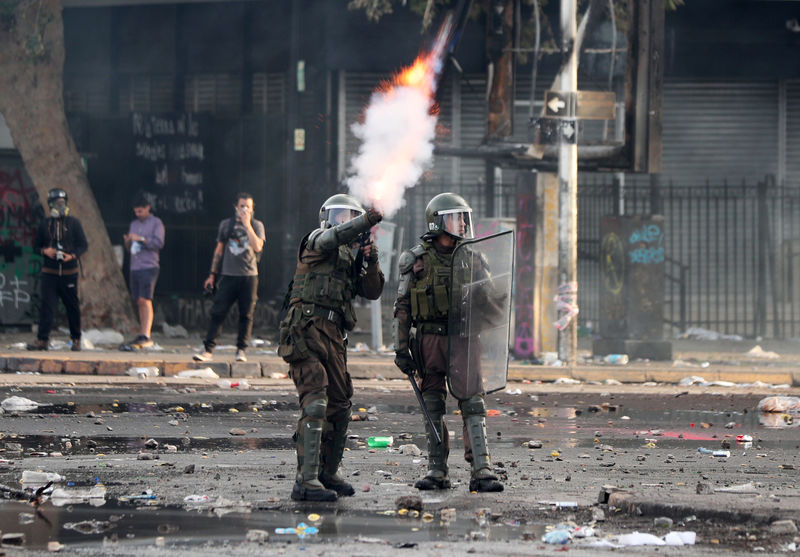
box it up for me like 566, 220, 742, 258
0, 378, 797, 556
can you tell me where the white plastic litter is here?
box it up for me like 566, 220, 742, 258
554, 377, 581, 385
162, 322, 188, 338
681, 327, 743, 341
216, 379, 250, 390
176, 367, 219, 379
678, 376, 706, 386
616, 532, 666, 546
126, 367, 159, 378
50, 485, 107, 507
82, 328, 124, 345
21, 470, 65, 485
745, 345, 780, 359
758, 396, 800, 413
663, 531, 696, 546
2, 396, 40, 412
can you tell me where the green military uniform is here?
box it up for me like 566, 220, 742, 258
393, 192, 503, 493
279, 194, 384, 502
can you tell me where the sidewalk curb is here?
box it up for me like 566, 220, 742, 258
1, 352, 799, 386
613, 494, 797, 526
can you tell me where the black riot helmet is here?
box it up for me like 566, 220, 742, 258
47, 188, 70, 218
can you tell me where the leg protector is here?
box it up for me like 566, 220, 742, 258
319, 407, 355, 497
461, 396, 503, 493
414, 392, 451, 490
291, 396, 337, 501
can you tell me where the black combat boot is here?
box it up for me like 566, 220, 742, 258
463, 396, 504, 493
319, 412, 355, 497
291, 400, 337, 502
414, 393, 451, 490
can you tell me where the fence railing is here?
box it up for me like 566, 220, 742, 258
578, 175, 800, 339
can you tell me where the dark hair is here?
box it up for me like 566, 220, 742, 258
234, 192, 254, 206
133, 196, 150, 208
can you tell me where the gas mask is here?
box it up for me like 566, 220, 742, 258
49, 199, 69, 219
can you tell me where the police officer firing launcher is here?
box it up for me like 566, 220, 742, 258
279, 194, 384, 502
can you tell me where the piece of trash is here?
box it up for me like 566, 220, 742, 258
270, 372, 288, 379
21, 470, 65, 485
616, 532, 666, 546
126, 367, 159, 378
553, 377, 580, 384
176, 368, 219, 379
505, 388, 522, 395
47, 541, 65, 552
715, 482, 759, 494
757, 396, 800, 413
162, 323, 188, 338
735, 434, 753, 443
274, 522, 318, 539
83, 328, 125, 345
663, 531, 696, 546
50, 485, 107, 507
542, 529, 571, 544
745, 345, 780, 359
542, 352, 559, 365
697, 448, 730, 457
245, 529, 270, 543
603, 354, 629, 365
217, 379, 250, 390
678, 376, 706, 386
487, 409, 502, 417
367, 436, 393, 448
184, 494, 211, 504
399, 444, 421, 456
681, 327, 742, 341
2, 396, 40, 412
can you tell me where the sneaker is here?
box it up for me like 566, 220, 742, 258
71, 338, 81, 352
133, 335, 154, 349
235, 349, 247, 362
193, 351, 213, 362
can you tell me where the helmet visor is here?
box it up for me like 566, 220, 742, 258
438, 208, 473, 239
324, 205, 364, 227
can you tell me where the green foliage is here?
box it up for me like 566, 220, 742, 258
347, 0, 394, 22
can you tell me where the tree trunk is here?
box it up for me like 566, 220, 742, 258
486, 0, 515, 140
0, 0, 135, 331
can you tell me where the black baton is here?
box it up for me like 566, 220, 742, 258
409, 337, 442, 445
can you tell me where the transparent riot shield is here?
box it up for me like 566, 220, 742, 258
447, 230, 514, 400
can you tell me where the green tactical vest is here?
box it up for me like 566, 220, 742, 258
290, 241, 358, 331
409, 242, 453, 324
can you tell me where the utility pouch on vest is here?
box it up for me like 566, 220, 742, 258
277, 306, 311, 363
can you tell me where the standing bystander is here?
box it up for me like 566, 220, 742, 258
122, 196, 165, 349
27, 188, 88, 351
194, 192, 265, 363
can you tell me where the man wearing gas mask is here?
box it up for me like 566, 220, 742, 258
27, 188, 88, 351
278, 193, 384, 501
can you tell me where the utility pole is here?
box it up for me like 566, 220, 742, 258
556, 0, 578, 365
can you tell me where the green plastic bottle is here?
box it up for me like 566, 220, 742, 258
367, 436, 393, 448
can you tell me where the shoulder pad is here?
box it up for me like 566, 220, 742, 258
410, 244, 426, 257
398, 250, 418, 274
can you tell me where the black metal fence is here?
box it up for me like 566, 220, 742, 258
578, 175, 800, 339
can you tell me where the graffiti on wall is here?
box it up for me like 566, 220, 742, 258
513, 194, 537, 358
132, 113, 207, 214
0, 162, 42, 324
628, 224, 664, 264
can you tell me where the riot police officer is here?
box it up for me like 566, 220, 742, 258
393, 192, 504, 493
279, 194, 384, 502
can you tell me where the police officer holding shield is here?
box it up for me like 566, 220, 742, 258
392, 192, 505, 493
279, 194, 384, 501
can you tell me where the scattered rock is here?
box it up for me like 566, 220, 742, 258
395, 495, 423, 512
183, 464, 195, 474
769, 520, 798, 535
229, 428, 247, 436
696, 482, 713, 495
144, 439, 159, 449
654, 517, 673, 529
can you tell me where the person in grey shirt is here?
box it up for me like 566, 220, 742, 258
194, 192, 265, 363
122, 196, 165, 349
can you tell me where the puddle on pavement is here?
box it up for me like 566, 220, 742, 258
0, 500, 545, 550
1, 434, 294, 455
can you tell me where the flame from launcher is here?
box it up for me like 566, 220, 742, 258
346, 16, 455, 217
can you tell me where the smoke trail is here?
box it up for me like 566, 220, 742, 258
346, 18, 453, 218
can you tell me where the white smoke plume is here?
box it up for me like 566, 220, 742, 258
346, 85, 438, 218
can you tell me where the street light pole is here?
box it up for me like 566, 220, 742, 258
556, 0, 578, 365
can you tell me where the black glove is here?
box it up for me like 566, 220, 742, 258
394, 351, 416, 376
366, 207, 383, 226
364, 242, 379, 263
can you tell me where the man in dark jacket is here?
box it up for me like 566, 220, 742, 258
27, 188, 88, 351
278, 193, 384, 501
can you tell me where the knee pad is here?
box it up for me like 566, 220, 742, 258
460, 395, 486, 418
422, 392, 446, 415
302, 395, 328, 420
